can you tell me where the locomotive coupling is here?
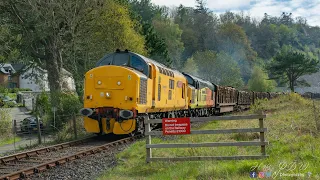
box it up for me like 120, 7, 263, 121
79, 108, 94, 116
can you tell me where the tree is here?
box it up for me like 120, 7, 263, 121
64, 0, 146, 101
192, 50, 244, 88
182, 57, 198, 75
217, 23, 257, 82
152, 16, 184, 68
248, 66, 276, 92
0, 25, 21, 65
0, 0, 97, 107
128, 0, 171, 66
267, 50, 319, 92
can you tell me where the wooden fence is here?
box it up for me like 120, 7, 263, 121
144, 114, 268, 162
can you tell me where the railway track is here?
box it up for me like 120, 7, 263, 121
0, 135, 143, 180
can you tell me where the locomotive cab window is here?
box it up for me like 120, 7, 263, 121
113, 53, 129, 66
97, 55, 113, 66
148, 65, 152, 79
130, 56, 149, 76
185, 75, 194, 87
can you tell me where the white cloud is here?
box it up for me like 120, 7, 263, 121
151, 0, 195, 8
151, 0, 320, 26
206, 0, 253, 10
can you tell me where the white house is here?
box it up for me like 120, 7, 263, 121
11, 63, 76, 92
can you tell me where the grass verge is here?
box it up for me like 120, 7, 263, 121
98, 93, 320, 180
0, 137, 22, 146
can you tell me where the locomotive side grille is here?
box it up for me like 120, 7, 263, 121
139, 78, 147, 104
191, 90, 195, 103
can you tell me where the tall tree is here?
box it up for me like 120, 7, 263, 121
152, 16, 184, 68
248, 66, 276, 92
0, 24, 21, 65
174, 2, 218, 61
64, 0, 147, 100
0, 0, 97, 106
192, 50, 244, 88
267, 49, 319, 92
129, 0, 171, 66
182, 57, 198, 75
217, 23, 257, 82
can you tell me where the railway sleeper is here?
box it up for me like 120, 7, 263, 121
34, 166, 47, 173
67, 156, 76, 161
47, 163, 56, 169
56, 159, 67, 166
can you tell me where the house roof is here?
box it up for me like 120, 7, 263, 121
0, 64, 16, 74
11, 63, 25, 72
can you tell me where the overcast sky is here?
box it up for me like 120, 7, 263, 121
150, 0, 320, 26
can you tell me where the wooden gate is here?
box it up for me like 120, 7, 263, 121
144, 114, 268, 162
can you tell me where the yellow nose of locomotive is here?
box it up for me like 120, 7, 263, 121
82, 65, 140, 135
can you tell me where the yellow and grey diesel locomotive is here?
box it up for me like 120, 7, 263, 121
80, 49, 281, 136
80, 49, 188, 135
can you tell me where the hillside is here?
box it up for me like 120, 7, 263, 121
98, 94, 320, 179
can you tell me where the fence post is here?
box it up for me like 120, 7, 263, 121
23, 99, 25, 107
13, 120, 17, 150
259, 116, 266, 156
37, 115, 42, 144
32, 98, 35, 111
73, 114, 78, 139
145, 116, 152, 163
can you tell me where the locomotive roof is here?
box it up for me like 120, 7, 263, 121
96, 50, 185, 79
182, 72, 215, 89
134, 53, 185, 78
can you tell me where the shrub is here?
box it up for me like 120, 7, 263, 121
8, 88, 32, 93
0, 99, 4, 107
0, 108, 12, 138
34, 91, 82, 130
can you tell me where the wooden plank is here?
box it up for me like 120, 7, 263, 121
144, 114, 266, 124
259, 118, 266, 155
146, 141, 269, 148
145, 128, 268, 136
145, 116, 152, 163
148, 155, 269, 161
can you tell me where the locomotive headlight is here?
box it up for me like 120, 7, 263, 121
117, 81, 121, 86
98, 81, 102, 85
106, 92, 110, 97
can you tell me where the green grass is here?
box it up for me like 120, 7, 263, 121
7, 93, 17, 100
98, 93, 320, 180
0, 136, 21, 146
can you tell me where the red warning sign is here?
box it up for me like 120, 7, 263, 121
162, 117, 191, 135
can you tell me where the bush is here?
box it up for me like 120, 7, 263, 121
34, 91, 82, 129
0, 86, 32, 94
0, 99, 4, 107
8, 88, 32, 93
0, 108, 12, 138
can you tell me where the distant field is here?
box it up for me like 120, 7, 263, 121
98, 93, 320, 180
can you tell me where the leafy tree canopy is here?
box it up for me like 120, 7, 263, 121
248, 66, 276, 92
267, 46, 319, 92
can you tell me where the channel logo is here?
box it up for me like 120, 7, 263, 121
265, 172, 272, 177
259, 172, 265, 178
250, 172, 257, 178
250, 171, 272, 178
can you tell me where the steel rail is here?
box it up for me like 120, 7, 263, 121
0, 135, 143, 180
0, 136, 95, 165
